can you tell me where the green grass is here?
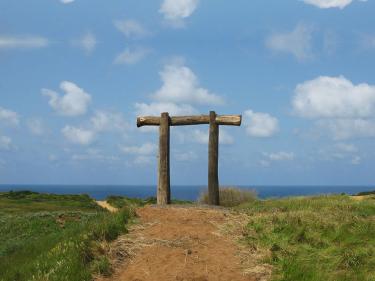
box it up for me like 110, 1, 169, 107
0, 191, 135, 281
238, 194, 375, 281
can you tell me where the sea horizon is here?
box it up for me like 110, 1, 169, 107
1, 184, 373, 201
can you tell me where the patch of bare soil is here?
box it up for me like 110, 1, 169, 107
97, 205, 271, 281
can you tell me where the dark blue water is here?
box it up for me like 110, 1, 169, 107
0, 185, 373, 200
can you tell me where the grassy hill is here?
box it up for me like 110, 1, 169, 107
239, 194, 375, 281
0, 191, 134, 281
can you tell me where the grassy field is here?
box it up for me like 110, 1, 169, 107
239, 194, 375, 281
0, 191, 134, 281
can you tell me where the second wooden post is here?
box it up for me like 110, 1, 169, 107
157, 112, 171, 205
208, 111, 220, 205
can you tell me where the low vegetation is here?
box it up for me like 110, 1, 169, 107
0, 191, 135, 281
238, 194, 375, 281
355, 190, 375, 196
106, 195, 192, 209
198, 186, 257, 207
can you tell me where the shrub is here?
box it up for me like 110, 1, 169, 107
198, 187, 257, 207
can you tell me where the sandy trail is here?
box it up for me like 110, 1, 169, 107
97, 201, 118, 213
98, 205, 270, 281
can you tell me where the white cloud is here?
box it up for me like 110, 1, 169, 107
114, 47, 151, 65
293, 76, 375, 119
135, 102, 196, 117
72, 32, 96, 55
159, 0, 199, 27
265, 23, 314, 61
317, 119, 375, 140
0, 107, 19, 126
27, 118, 44, 136
243, 110, 279, 138
42, 81, 91, 116
302, 0, 364, 9
114, 19, 150, 39
152, 63, 224, 105
62, 126, 95, 145
0, 136, 12, 150
61, 0, 75, 4
120, 143, 157, 156
0, 35, 49, 49
90, 111, 129, 133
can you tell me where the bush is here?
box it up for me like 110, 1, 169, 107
198, 187, 257, 207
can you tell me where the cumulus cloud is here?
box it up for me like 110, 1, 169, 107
114, 19, 150, 39
265, 23, 314, 61
62, 126, 95, 145
243, 110, 279, 138
317, 119, 375, 140
72, 32, 96, 55
61, 0, 75, 4
302, 0, 365, 9
42, 81, 91, 116
0, 35, 49, 49
153, 63, 224, 105
0, 136, 12, 150
135, 61, 225, 132
27, 118, 44, 136
90, 111, 129, 133
0, 107, 19, 126
114, 47, 151, 65
135, 102, 196, 117
293, 76, 375, 119
159, 0, 199, 27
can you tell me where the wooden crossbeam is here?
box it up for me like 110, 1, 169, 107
137, 114, 241, 127
136, 111, 242, 206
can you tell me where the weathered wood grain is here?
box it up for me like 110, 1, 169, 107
137, 115, 242, 127
157, 112, 170, 205
208, 111, 220, 206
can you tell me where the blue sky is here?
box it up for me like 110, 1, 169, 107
0, 0, 375, 186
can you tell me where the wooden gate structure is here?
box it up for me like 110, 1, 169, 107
137, 111, 242, 205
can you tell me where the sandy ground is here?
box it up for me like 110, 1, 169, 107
97, 205, 271, 281
97, 201, 118, 213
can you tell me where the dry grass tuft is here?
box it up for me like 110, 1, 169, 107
198, 187, 257, 207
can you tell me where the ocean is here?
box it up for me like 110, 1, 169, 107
0, 185, 373, 201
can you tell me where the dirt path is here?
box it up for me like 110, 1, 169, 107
98, 205, 271, 281
97, 201, 118, 213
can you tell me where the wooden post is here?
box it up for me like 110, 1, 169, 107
157, 112, 170, 205
208, 111, 220, 205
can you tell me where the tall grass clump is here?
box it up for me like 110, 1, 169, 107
198, 186, 257, 207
